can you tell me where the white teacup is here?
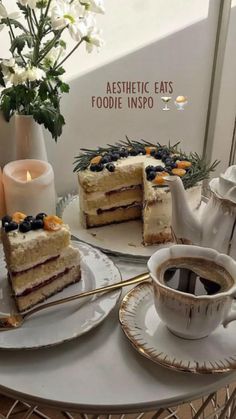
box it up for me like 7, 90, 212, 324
148, 245, 236, 339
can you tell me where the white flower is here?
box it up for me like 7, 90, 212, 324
43, 45, 65, 67
1, 60, 45, 85
84, 0, 105, 14
86, 29, 104, 53
18, 0, 37, 10
23, 66, 46, 82
85, 22, 104, 53
0, 3, 21, 20
2, 58, 16, 69
50, 0, 87, 41
1, 60, 25, 86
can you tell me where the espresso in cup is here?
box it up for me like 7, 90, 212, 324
148, 245, 236, 340
159, 257, 233, 296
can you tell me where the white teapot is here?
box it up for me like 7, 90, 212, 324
167, 166, 236, 258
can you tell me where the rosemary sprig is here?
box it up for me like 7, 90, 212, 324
73, 136, 180, 172
181, 153, 219, 189
73, 137, 219, 190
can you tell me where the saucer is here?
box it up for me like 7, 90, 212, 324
119, 282, 236, 374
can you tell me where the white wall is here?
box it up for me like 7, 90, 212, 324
46, 0, 220, 195
211, 2, 236, 175
0, 1, 221, 195
2, 0, 211, 79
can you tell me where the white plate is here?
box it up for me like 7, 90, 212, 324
119, 282, 236, 374
62, 195, 172, 259
0, 241, 121, 350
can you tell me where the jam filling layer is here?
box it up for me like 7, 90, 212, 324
97, 202, 142, 215
105, 184, 142, 196
15, 266, 76, 297
11, 255, 60, 276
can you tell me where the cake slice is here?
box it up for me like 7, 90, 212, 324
1, 212, 81, 312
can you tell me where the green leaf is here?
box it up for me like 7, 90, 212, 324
33, 104, 65, 141
10, 37, 25, 55
1, 95, 12, 121
48, 66, 65, 78
16, 2, 29, 17
0, 68, 5, 87
10, 34, 33, 55
59, 40, 66, 49
38, 81, 49, 101
59, 82, 70, 93
1, 18, 29, 34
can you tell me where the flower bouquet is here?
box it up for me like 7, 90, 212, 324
0, 0, 104, 140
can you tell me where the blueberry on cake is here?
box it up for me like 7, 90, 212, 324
1, 212, 81, 312
74, 138, 217, 245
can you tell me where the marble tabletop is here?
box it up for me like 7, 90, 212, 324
0, 257, 235, 414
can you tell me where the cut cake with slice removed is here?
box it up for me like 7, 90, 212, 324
1, 212, 81, 312
77, 143, 204, 245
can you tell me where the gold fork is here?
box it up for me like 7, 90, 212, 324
0, 272, 150, 331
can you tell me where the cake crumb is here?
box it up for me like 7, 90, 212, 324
128, 242, 137, 247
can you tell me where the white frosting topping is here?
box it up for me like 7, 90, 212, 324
7, 224, 69, 246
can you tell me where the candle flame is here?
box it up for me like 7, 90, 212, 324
26, 170, 32, 182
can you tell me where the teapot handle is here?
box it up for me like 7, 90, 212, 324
223, 299, 236, 328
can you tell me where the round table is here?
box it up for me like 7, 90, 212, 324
0, 257, 235, 416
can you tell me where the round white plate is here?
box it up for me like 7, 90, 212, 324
119, 282, 236, 374
62, 195, 172, 259
0, 241, 121, 350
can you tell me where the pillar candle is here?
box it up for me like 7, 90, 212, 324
3, 160, 56, 216
0, 168, 6, 217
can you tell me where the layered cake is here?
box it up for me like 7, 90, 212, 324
74, 139, 217, 245
1, 212, 81, 311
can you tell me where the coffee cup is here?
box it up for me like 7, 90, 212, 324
148, 245, 236, 339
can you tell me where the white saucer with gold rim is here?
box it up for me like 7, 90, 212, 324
119, 282, 236, 374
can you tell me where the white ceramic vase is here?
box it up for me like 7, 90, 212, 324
0, 111, 15, 167
15, 114, 48, 161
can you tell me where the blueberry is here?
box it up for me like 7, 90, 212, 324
129, 149, 138, 156
147, 171, 156, 181
145, 165, 156, 174
24, 215, 34, 223
36, 212, 47, 220
138, 148, 146, 155
120, 148, 129, 158
90, 163, 104, 172
106, 163, 115, 172
161, 153, 170, 162
164, 166, 172, 173
155, 165, 165, 172
19, 221, 32, 233
111, 152, 120, 161
154, 151, 163, 159
101, 155, 111, 164
150, 149, 157, 157
165, 159, 177, 169
2, 215, 12, 227
31, 219, 44, 230
4, 221, 18, 232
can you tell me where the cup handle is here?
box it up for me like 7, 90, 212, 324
223, 299, 236, 328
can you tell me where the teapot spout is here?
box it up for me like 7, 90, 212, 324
166, 176, 202, 244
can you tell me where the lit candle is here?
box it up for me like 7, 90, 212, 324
0, 168, 6, 217
3, 160, 56, 216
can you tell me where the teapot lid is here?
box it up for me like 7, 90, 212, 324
210, 165, 236, 203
